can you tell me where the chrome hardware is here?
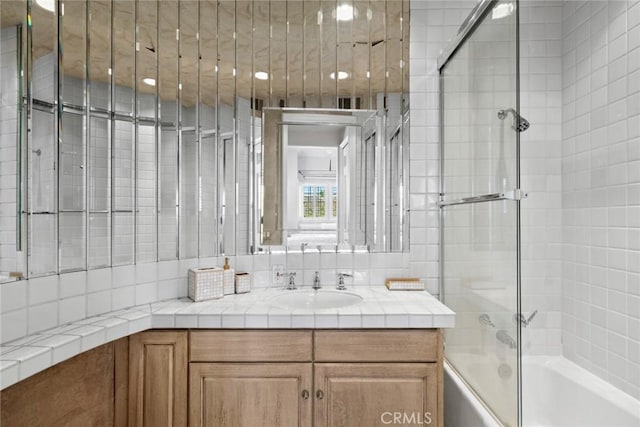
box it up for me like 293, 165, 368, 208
498, 108, 530, 133
437, 0, 496, 69
496, 330, 517, 349
301, 390, 310, 400
313, 271, 321, 290
316, 390, 324, 400
437, 190, 528, 207
513, 310, 538, 327
337, 272, 353, 290
503, 189, 528, 201
479, 314, 495, 328
282, 272, 297, 290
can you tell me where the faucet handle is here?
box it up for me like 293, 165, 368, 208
513, 309, 538, 327
281, 272, 296, 289
337, 272, 353, 290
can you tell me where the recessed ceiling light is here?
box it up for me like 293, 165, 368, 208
35, 0, 55, 12
142, 77, 156, 87
330, 71, 350, 80
335, 4, 356, 21
492, 3, 514, 20
255, 71, 269, 80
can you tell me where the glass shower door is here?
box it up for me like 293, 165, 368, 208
439, 1, 521, 426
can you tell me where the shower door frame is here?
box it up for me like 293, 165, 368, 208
437, 0, 523, 426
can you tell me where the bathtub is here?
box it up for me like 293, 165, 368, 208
522, 356, 640, 427
445, 355, 640, 427
445, 360, 501, 427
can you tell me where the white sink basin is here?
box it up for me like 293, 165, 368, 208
268, 290, 363, 310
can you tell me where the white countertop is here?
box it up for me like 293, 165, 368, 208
0, 287, 454, 390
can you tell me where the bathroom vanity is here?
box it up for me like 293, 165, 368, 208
209, 329, 439, 427
0, 289, 453, 427
2, 328, 443, 427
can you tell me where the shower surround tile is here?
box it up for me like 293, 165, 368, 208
561, 0, 640, 400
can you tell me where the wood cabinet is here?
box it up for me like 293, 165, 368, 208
1, 341, 124, 427
314, 329, 440, 362
187, 329, 443, 427
1, 329, 443, 427
314, 363, 438, 427
128, 330, 188, 427
190, 330, 313, 362
189, 363, 312, 427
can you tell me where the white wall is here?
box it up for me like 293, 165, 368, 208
519, 0, 563, 357
409, 1, 477, 298
561, 0, 640, 399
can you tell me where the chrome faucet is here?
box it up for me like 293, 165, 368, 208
337, 272, 352, 290
313, 271, 321, 290
283, 272, 297, 290
496, 330, 517, 349
513, 310, 538, 327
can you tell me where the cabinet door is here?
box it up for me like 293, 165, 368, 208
128, 331, 188, 427
314, 363, 439, 427
189, 363, 313, 427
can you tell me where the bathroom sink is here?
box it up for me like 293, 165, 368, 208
268, 290, 363, 310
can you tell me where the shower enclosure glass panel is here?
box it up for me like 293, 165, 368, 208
441, 4, 518, 203
440, 1, 521, 426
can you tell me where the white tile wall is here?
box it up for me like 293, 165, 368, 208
561, 0, 640, 400
520, 0, 563, 357
409, 0, 478, 297
1, 248, 413, 344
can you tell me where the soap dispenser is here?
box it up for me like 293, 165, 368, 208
223, 257, 235, 295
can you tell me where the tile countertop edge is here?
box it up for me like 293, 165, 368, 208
0, 288, 455, 390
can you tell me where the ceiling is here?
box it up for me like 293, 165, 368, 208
1, 0, 409, 107
288, 124, 346, 147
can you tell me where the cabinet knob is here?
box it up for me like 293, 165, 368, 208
301, 390, 310, 400
316, 390, 324, 400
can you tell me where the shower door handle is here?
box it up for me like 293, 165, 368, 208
437, 189, 528, 207
461, 193, 502, 203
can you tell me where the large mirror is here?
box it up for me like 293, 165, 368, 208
0, 0, 409, 283
258, 108, 404, 251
